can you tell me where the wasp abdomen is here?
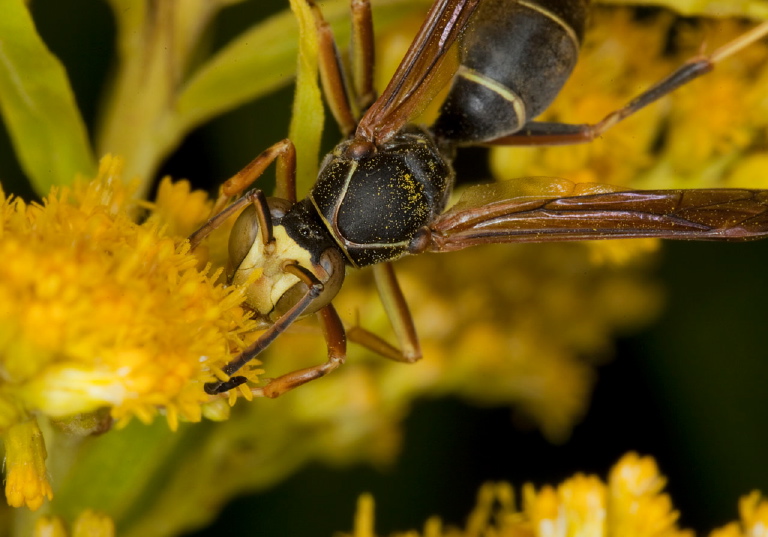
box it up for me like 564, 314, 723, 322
433, 0, 589, 145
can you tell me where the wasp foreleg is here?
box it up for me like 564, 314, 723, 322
204, 263, 325, 395
255, 304, 347, 398
210, 138, 297, 217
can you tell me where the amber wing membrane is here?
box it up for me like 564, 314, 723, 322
356, 0, 481, 144
425, 179, 768, 252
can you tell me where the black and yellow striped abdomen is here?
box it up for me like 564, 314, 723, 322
433, 0, 590, 145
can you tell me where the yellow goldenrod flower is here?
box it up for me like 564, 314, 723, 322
607, 453, 686, 537
71, 510, 115, 537
491, 11, 768, 189
149, 177, 213, 241
585, 238, 659, 266
148, 177, 234, 272
0, 156, 260, 430
738, 492, 768, 536
3, 419, 52, 510
725, 153, 768, 190
341, 453, 768, 537
34, 515, 68, 537
32, 511, 115, 537
0, 155, 264, 508
709, 492, 768, 537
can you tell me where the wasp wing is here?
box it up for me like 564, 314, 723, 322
356, 0, 480, 144
424, 178, 768, 252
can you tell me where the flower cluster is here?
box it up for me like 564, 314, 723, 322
0, 1, 765, 534
343, 453, 768, 537
34, 509, 115, 537
0, 156, 260, 508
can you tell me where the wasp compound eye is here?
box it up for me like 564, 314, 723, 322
228, 204, 262, 275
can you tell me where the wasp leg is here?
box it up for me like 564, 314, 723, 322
189, 188, 267, 250
253, 304, 347, 398
348, 262, 422, 363
204, 263, 326, 395
208, 138, 297, 218
307, 0, 358, 135
350, 0, 376, 111
492, 20, 768, 147
188, 139, 297, 249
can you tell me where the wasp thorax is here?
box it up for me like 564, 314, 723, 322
309, 126, 454, 267
228, 199, 345, 322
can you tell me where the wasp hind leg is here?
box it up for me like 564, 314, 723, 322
348, 262, 422, 364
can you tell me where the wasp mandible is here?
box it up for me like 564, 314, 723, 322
190, 0, 768, 398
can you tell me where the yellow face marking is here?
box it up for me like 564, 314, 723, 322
231, 225, 317, 317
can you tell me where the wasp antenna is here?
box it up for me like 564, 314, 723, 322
283, 262, 322, 287
251, 190, 275, 246
189, 189, 263, 250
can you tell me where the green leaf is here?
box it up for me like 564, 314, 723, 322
288, 0, 324, 195
97, 0, 221, 197
174, 7, 301, 135
0, 0, 95, 194
175, 0, 428, 137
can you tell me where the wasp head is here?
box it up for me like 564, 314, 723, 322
228, 197, 346, 322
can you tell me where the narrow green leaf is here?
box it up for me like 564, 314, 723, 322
288, 0, 324, 194
175, 0, 428, 136
0, 0, 95, 194
175, 7, 300, 135
98, 0, 223, 197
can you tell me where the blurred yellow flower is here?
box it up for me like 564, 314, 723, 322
34, 510, 115, 537
4, 419, 52, 510
33, 515, 67, 537
71, 510, 115, 537
487, 10, 768, 265
710, 492, 768, 537
342, 453, 766, 537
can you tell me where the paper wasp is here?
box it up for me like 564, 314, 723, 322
190, 0, 768, 397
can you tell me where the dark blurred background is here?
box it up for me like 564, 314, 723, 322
3, 0, 767, 534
